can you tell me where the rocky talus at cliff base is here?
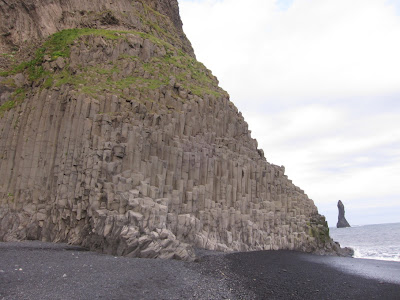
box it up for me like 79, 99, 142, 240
0, 0, 349, 259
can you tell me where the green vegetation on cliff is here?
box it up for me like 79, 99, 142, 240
0, 88, 25, 116
1, 28, 226, 116
0, 29, 124, 79
307, 216, 331, 246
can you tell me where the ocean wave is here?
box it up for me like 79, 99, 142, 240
330, 222, 400, 263
351, 247, 400, 262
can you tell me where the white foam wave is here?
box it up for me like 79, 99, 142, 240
351, 246, 400, 262
330, 223, 400, 263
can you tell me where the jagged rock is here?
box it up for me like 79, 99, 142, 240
0, 0, 342, 260
337, 200, 351, 228
0, 0, 194, 58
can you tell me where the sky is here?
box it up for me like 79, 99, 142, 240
178, 0, 400, 226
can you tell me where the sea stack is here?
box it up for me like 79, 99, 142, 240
337, 200, 351, 228
0, 0, 340, 259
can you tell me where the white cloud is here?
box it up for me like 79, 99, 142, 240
180, 0, 400, 101
179, 0, 400, 225
246, 107, 400, 225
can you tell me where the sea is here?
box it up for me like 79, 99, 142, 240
330, 222, 400, 262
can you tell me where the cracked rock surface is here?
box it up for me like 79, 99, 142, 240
1, 0, 339, 259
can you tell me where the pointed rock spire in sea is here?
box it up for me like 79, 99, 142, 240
337, 200, 351, 228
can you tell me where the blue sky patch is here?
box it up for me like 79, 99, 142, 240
386, 0, 400, 15
276, 0, 294, 11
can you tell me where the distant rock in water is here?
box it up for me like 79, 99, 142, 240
337, 200, 351, 228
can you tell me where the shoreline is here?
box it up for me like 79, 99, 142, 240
1, 241, 399, 299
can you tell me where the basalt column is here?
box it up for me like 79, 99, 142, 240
0, 0, 338, 260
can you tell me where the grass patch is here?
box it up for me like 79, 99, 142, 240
54, 69, 87, 88
0, 100, 16, 114
0, 29, 126, 81
44, 28, 123, 59
136, 50, 226, 98
1, 27, 226, 116
0, 88, 26, 116
0, 77, 16, 87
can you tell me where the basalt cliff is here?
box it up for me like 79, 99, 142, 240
0, 0, 341, 260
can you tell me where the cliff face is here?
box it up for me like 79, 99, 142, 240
0, 0, 194, 67
0, 0, 337, 260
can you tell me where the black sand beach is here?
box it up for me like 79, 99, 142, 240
1, 241, 399, 300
